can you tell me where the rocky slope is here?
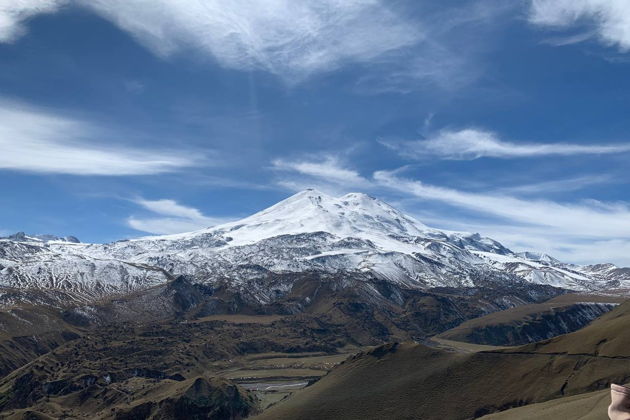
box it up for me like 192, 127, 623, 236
437, 298, 618, 346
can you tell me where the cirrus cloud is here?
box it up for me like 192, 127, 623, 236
128, 198, 233, 235
0, 0, 510, 88
272, 156, 369, 186
0, 0, 423, 82
0, 0, 66, 42
529, 0, 630, 51
83, 0, 421, 82
373, 169, 630, 240
0, 100, 205, 176
382, 128, 630, 160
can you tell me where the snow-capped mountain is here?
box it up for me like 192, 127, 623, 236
3, 232, 80, 244
1, 189, 628, 305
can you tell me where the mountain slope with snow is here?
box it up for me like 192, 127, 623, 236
1, 189, 628, 305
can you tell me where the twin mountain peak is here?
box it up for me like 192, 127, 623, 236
0, 189, 627, 301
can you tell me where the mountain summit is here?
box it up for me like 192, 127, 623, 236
230, 189, 431, 242
161, 189, 432, 250
0, 190, 628, 305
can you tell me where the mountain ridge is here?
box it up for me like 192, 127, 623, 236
1, 190, 628, 307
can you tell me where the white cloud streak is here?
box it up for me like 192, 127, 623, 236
0, 101, 203, 175
128, 198, 232, 235
0, 0, 66, 42
384, 128, 630, 160
541, 31, 595, 47
498, 175, 612, 195
272, 156, 369, 187
133, 199, 207, 220
271, 155, 372, 195
529, 0, 630, 51
373, 170, 630, 240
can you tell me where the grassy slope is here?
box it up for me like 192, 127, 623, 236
256, 300, 630, 420
479, 389, 610, 420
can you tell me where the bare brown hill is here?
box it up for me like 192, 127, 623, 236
256, 300, 630, 420
479, 388, 610, 420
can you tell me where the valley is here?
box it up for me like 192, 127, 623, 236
0, 279, 623, 419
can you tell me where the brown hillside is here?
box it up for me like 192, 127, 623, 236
256, 300, 630, 420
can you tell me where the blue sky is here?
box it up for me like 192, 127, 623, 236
2, 0, 630, 265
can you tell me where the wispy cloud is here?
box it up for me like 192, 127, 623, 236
128, 198, 232, 235
271, 155, 371, 194
272, 156, 368, 186
374, 169, 630, 240
354, 1, 514, 94
540, 31, 595, 47
382, 128, 630, 160
353, 40, 478, 94
529, 0, 630, 51
0, 0, 66, 42
498, 175, 613, 195
0, 1, 512, 88
79, 0, 421, 83
0, 100, 204, 175
0, 1, 421, 82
